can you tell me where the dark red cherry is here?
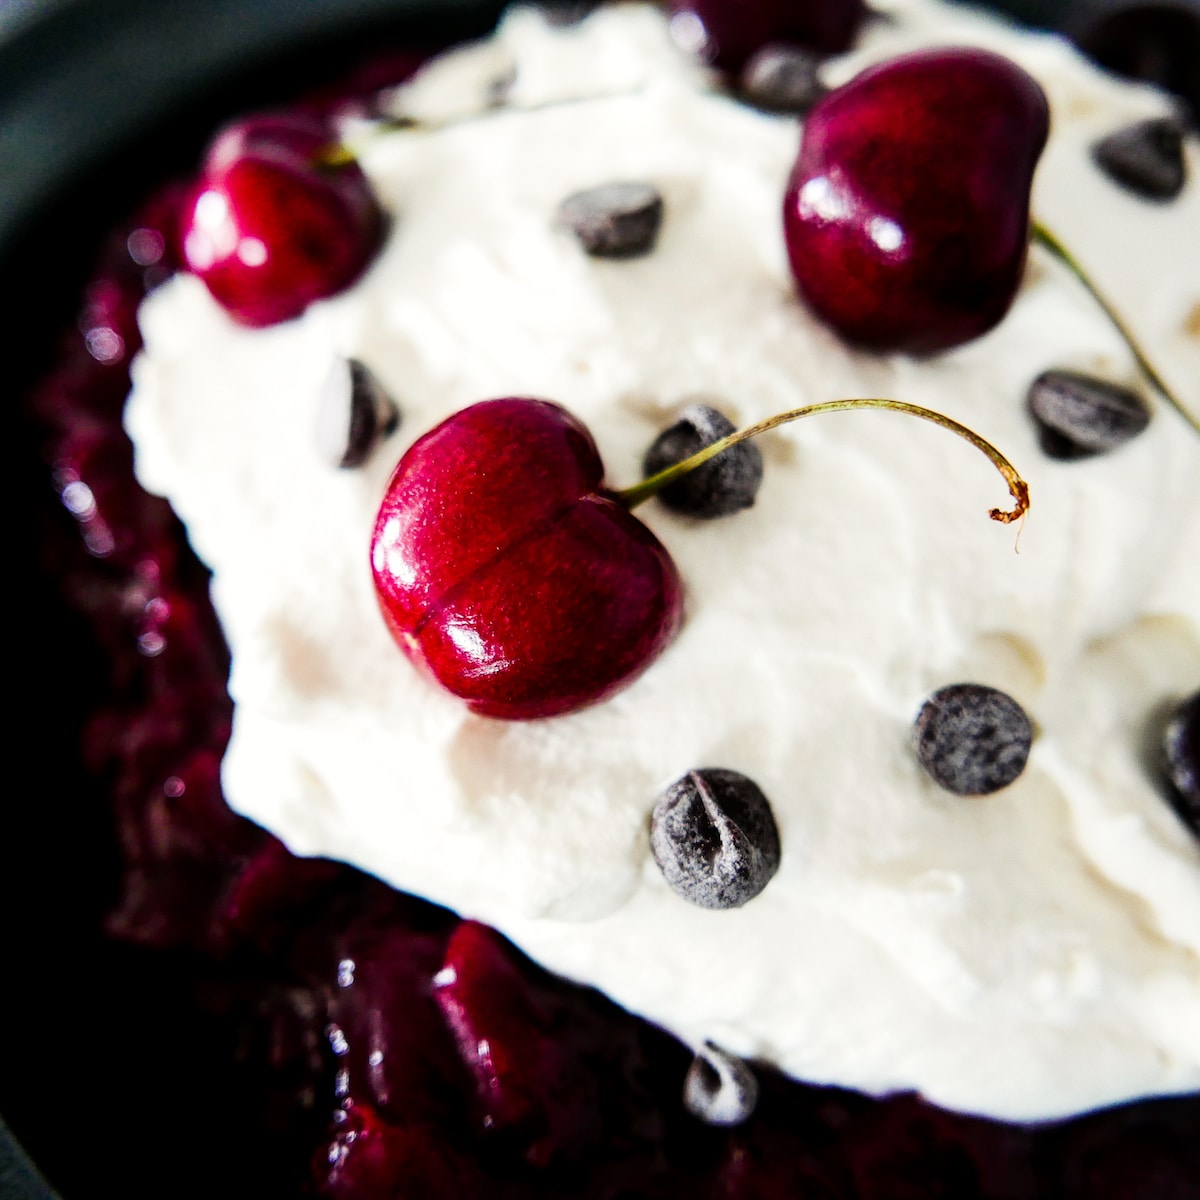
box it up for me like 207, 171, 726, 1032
668, 0, 865, 73
783, 48, 1050, 354
433, 921, 602, 1165
319, 1104, 484, 1198
371, 398, 683, 720
182, 112, 385, 327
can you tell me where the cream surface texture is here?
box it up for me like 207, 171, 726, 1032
126, 0, 1200, 1121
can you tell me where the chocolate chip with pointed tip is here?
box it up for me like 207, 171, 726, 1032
683, 1041, 759, 1126
1091, 117, 1187, 200
643, 403, 764, 518
316, 357, 399, 468
558, 182, 664, 258
650, 768, 781, 909
1073, 6, 1200, 127
740, 43, 827, 113
540, 1, 598, 26
914, 684, 1033, 796
1027, 369, 1150, 459
1162, 691, 1199, 836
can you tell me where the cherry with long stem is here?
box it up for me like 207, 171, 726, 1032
1031, 221, 1199, 437
618, 398, 1030, 524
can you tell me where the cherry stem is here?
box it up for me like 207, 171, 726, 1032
314, 89, 656, 169
618, 398, 1030, 524
1031, 221, 1199, 437
313, 143, 360, 171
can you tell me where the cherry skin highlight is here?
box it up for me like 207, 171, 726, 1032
182, 112, 385, 327
782, 47, 1050, 355
669, 0, 866, 72
370, 398, 683, 720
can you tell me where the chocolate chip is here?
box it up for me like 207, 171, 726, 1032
650, 768, 781, 909
739, 43, 827, 113
1162, 691, 1199, 836
1091, 117, 1187, 200
1072, 5, 1200, 129
642, 404, 764, 518
558, 182, 664, 258
316, 357, 399, 468
913, 684, 1033, 796
683, 1042, 759, 1126
1027, 369, 1150, 459
539, 1, 598, 26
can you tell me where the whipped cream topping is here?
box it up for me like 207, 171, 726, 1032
126, 0, 1200, 1121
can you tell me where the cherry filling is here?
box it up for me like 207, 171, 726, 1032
12, 43, 1200, 1200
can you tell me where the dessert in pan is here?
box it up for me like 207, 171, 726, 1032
12, 0, 1200, 1195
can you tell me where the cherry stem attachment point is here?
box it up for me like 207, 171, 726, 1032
312, 142, 360, 171
618, 398, 1030, 524
1031, 221, 1199, 437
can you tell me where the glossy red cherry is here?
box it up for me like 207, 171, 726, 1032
668, 0, 865, 72
434, 921, 603, 1164
371, 398, 683, 720
320, 1104, 484, 1198
182, 112, 385, 327
782, 48, 1050, 354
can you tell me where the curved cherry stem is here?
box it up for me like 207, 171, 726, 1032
618, 398, 1030, 524
1031, 221, 1199, 437
315, 91, 652, 171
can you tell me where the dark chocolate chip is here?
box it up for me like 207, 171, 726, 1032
643, 403, 764, 518
913, 684, 1033, 796
1091, 117, 1187, 200
683, 1041, 759, 1126
539, 1, 598, 27
739, 43, 827, 113
1162, 691, 1199, 836
1027, 369, 1150, 459
558, 182, 664, 258
1072, 5, 1200, 130
316, 357, 399, 469
650, 768, 781, 909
